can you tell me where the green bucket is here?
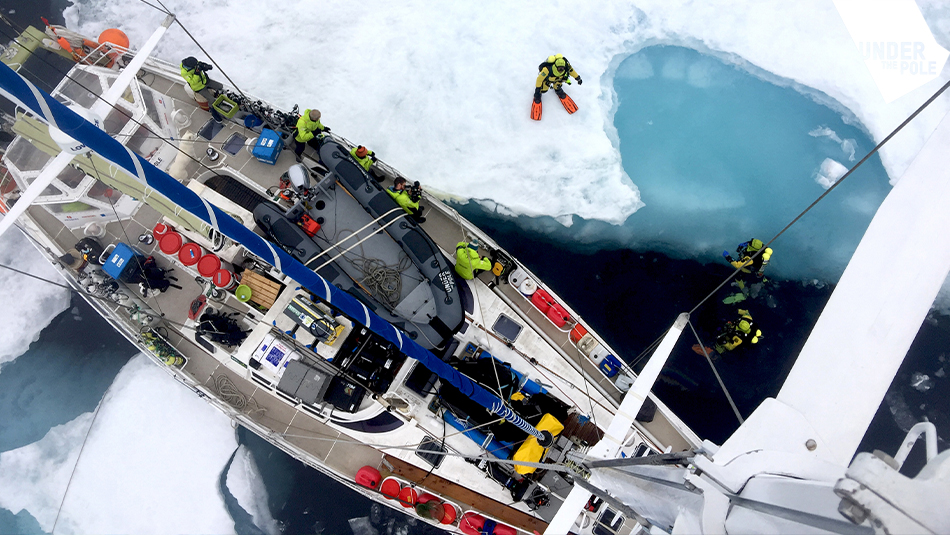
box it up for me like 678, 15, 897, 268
212, 94, 239, 119
235, 284, 252, 303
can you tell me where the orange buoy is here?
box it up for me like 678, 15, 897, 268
97, 29, 129, 69
98, 29, 130, 49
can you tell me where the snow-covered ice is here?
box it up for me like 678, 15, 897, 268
226, 445, 280, 535
64, 0, 950, 226
0, 230, 70, 367
0, 355, 240, 534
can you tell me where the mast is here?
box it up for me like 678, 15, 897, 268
0, 61, 552, 443
578, 101, 950, 534
0, 14, 175, 239
545, 314, 689, 534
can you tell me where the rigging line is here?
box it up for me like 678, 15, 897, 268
0, 24, 242, 194
275, 424, 535, 468
420, 410, 446, 483
572, 334, 599, 433
157, 4, 256, 107
0, 255, 253, 340
50, 387, 108, 534
132, 0, 173, 16
465, 315, 616, 416
687, 319, 744, 425
467, 315, 618, 414
688, 76, 950, 317
628, 328, 669, 371
88, 154, 168, 321
0, 236, 264, 365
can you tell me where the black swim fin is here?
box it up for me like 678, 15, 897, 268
531, 98, 542, 121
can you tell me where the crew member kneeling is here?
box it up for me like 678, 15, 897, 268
455, 239, 492, 280
387, 177, 425, 223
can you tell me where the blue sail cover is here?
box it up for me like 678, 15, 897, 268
0, 63, 543, 440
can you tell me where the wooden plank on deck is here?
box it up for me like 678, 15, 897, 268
384, 455, 548, 534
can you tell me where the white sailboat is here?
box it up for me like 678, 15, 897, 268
0, 13, 701, 535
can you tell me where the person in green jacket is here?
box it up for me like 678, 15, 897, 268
387, 177, 425, 223
180, 56, 223, 121
293, 109, 330, 162
455, 239, 492, 280
350, 145, 377, 171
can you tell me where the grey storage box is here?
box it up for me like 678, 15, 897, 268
277, 360, 331, 405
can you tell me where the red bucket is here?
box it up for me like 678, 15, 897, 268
197, 253, 221, 278
178, 243, 202, 266
212, 268, 237, 290
158, 232, 183, 255
153, 222, 171, 240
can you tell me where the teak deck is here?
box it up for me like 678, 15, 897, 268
385, 455, 549, 534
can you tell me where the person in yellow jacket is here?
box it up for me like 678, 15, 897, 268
387, 177, 425, 223
293, 109, 330, 162
350, 145, 377, 171
714, 309, 762, 353
455, 239, 492, 280
180, 57, 223, 121
531, 54, 582, 119
722, 238, 773, 304
723, 238, 773, 277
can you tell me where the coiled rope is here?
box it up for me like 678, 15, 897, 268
213, 373, 266, 418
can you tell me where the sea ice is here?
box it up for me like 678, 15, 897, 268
226, 445, 280, 535
0, 230, 70, 367
348, 516, 379, 535
63, 0, 950, 226
815, 158, 849, 189
39, 355, 238, 534
0, 412, 94, 531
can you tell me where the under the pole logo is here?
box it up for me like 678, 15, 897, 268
833, 0, 949, 103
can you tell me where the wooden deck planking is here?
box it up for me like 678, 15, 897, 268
385, 455, 549, 534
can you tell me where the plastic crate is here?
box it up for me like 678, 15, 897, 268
252, 129, 283, 165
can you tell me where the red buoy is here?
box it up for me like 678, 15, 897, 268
178, 243, 202, 266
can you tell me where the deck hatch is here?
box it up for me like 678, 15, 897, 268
492, 314, 523, 343
416, 438, 446, 468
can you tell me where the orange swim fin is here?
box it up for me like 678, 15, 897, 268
555, 88, 578, 114
531, 99, 542, 121
559, 93, 578, 114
